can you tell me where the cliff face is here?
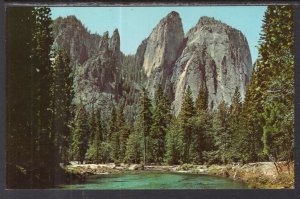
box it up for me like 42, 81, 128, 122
52, 12, 252, 115
136, 11, 184, 97
52, 16, 121, 111
171, 16, 252, 114
136, 15, 252, 115
52, 16, 101, 68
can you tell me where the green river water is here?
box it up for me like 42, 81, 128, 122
58, 172, 249, 189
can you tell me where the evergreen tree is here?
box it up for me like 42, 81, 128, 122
189, 81, 211, 164
241, 63, 265, 162
70, 106, 89, 164
124, 129, 143, 163
119, 121, 131, 162
135, 88, 152, 164
258, 6, 294, 164
111, 101, 125, 162
108, 105, 117, 140
178, 86, 195, 163
212, 101, 231, 164
51, 49, 73, 164
30, 7, 55, 187
86, 109, 104, 163
6, 7, 35, 188
149, 84, 171, 163
87, 110, 96, 145
227, 87, 244, 162
195, 80, 208, 112
165, 118, 184, 164
119, 103, 133, 163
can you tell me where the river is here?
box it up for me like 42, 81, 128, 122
58, 172, 249, 189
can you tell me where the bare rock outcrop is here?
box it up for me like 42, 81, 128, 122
52, 16, 121, 112
136, 11, 184, 97
171, 16, 252, 114
52, 12, 253, 116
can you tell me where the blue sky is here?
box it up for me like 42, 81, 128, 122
51, 6, 267, 63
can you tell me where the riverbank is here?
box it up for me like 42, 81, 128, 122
64, 161, 294, 189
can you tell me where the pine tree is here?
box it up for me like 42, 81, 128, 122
258, 6, 294, 165
111, 101, 125, 162
178, 86, 196, 163
86, 109, 104, 163
227, 87, 244, 162
30, 7, 55, 187
189, 81, 211, 164
6, 7, 35, 188
149, 84, 171, 163
70, 106, 89, 164
51, 49, 73, 164
108, 105, 117, 140
212, 101, 231, 164
241, 62, 265, 163
124, 129, 143, 163
135, 88, 152, 164
195, 80, 208, 112
165, 118, 184, 164
119, 120, 131, 162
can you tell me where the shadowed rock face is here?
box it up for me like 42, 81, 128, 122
52, 16, 121, 112
52, 12, 252, 116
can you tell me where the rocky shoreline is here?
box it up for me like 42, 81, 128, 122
64, 162, 294, 189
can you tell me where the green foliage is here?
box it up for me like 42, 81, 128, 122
119, 121, 131, 162
189, 112, 212, 164
70, 106, 89, 164
240, 67, 265, 162
256, 6, 294, 162
30, 7, 55, 186
227, 87, 244, 162
149, 84, 171, 163
124, 130, 143, 163
6, 7, 35, 188
51, 49, 73, 163
110, 100, 127, 162
108, 105, 117, 140
85, 109, 104, 163
195, 81, 208, 112
178, 86, 196, 163
107, 103, 120, 162
6, 7, 64, 188
165, 118, 184, 165
135, 88, 152, 164
212, 101, 231, 164
6, 6, 295, 189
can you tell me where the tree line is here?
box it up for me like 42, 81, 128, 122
6, 5, 294, 188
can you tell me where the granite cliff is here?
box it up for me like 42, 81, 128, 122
52, 12, 252, 115
52, 16, 121, 111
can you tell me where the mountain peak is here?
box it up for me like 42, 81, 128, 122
166, 11, 180, 18
197, 16, 232, 29
113, 28, 119, 35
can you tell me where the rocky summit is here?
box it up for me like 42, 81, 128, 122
136, 11, 184, 98
52, 12, 253, 115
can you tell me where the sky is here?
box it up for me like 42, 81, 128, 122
51, 6, 267, 63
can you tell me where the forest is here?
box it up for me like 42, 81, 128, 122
6, 6, 294, 188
